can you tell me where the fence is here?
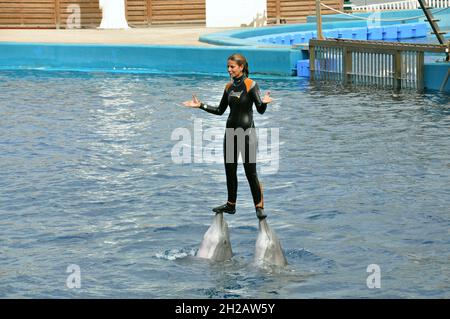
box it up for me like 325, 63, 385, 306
309, 39, 448, 91
0, 0, 206, 28
0, 0, 346, 28
352, 0, 450, 12
266, 0, 343, 24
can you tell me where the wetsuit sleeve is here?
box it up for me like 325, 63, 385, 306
249, 82, 267, 114
199, 89, 228, 115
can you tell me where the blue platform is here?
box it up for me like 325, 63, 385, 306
367, 27, 383, 40
382, 25, 398, 40
411, 23, 428, 38
323, 29, 339, 39
339, 27, 367, 40
397, 24, 413, 39
296, 59, 310, 77
250, 22, 429, 45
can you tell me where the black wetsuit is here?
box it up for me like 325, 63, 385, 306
199, 75, 267, 208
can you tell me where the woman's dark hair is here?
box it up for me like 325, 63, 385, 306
228, 53, 249, 77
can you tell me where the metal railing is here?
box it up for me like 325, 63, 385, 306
352, 0, 450, 11
309, 39, 448, 91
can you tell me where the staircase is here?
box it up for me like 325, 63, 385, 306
417, 0, 449, 60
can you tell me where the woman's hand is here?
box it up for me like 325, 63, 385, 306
262, 91, 272, 104
182, 95, 202, 108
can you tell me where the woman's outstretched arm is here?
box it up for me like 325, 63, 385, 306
249, 82, 272, 114
183, 89, 229, 116
199, 89, 229, 115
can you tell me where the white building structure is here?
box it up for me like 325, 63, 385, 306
206, 0, 267, 27
99, 0, 129, 29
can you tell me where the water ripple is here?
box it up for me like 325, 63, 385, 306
0, 70, 449, 298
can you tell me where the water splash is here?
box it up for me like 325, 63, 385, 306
155, 248, 196, 261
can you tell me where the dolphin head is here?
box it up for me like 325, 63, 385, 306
197, 213, 233, 262
254, 219, 288, 267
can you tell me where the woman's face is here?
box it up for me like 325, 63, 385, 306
227, 60, 244, 78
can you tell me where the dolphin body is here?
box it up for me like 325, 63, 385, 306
254, 218, 288, 267
197, 213, 233, 261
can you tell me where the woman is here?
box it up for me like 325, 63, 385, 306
183, 54, 272, 220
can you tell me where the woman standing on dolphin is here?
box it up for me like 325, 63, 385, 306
183, 53, 272, 220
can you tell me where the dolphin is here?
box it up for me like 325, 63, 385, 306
197, 213, 233, 262
254, 218, 288, 267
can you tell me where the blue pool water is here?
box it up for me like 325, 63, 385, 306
0, 70, 449, 298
